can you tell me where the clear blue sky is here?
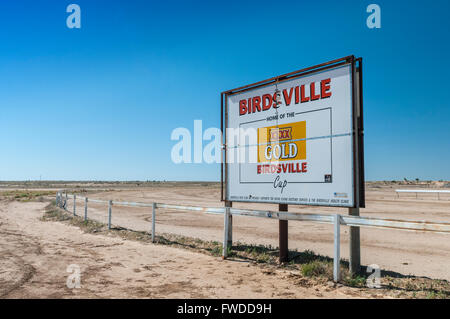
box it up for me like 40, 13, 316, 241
0, 0, 449, 181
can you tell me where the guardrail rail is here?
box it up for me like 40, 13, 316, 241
395, 189, 450, 200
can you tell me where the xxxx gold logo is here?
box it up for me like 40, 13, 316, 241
258, 121, 306, 162
269, 127, 292, 142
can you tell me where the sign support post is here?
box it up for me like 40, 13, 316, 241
225, 201, 233, 248
349, 207, 361, 274
348, 57, 363, 275
279, 204, 288, 263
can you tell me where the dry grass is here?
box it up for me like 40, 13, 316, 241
0, 190, 56, 202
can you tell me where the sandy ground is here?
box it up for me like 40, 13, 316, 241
0, 183, 449, 298
0, 200, 383, 299
67, 184, 450, 281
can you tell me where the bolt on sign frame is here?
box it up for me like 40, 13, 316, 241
221, 56, 365, 209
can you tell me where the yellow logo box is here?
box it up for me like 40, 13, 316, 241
257, 121, 306, 163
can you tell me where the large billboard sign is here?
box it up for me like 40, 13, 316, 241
221, 56, 364, 208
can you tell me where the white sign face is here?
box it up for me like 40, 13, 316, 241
225, 64, 355, 207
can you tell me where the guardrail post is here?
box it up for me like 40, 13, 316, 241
65, 192, 68, 209
222, 207, 230, 259
84, 197, 88, 221
151, 203, 156, 243
56, 192, 59, 207
108, 200, 112, 230
333, 214, 341, 282
73, 195, 76, 216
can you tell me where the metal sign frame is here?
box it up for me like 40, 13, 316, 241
221, 56, 365, 208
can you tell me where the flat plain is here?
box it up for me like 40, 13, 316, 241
0, 181, 449, 298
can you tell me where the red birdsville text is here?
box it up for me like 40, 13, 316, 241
239, 78, 332, 116
257, 162, 308, 174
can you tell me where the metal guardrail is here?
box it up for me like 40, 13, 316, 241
395, 189, 450, 200
396, 189, 450, 193
55, 191, 450, 282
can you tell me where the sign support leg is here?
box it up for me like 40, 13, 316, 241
225, 201, 232, 248
279, 204, 288, 263
349, 207, 361, 275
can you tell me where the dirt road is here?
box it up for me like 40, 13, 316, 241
0, 200, 380, 298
